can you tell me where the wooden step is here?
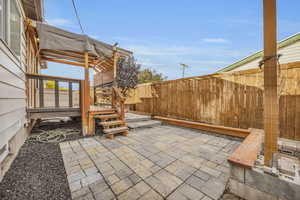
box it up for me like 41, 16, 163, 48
90, 109, 116, 115
104, 126, 129, 139
95, 114, 119, 120
99, 120, 125, 127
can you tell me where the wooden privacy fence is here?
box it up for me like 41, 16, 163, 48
127, 61, 300, 140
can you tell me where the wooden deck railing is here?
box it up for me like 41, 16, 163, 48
112, 86, 125, 120
25, 73, 82, 111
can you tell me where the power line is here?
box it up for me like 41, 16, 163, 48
71, 0, 85, 34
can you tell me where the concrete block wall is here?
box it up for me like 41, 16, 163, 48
229, 163, 300, 200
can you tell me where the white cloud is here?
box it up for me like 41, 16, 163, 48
126, 44, 243, 58
46, 18, 75, 27
201, 38, 230, 44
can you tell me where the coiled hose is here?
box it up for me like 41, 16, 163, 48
28, 123, 80, 143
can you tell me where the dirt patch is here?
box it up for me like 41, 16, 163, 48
0, 120, 85, 200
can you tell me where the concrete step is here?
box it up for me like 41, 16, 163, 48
95, 114, 119, 120
125, 113, 151, 122
99, 120, 125, 127
128, 120, 162, 129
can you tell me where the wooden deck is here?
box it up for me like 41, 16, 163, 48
27, 107, 81, 119
27, 106, 115, 119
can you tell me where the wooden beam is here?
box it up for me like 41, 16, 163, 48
41, 56, 94, 68
81, 79, 87, 135
79, 81, 82, 112
112, 46, 118, 85
83, 52, 92, 135
153, 116, 250, 138
41, 49, 96, 62
28, 111, 81, 119
26, 72, 82, 82
93, 86, 96, 104
263, 0, 279, 166
228, 129, 264, 168
41, 52, 85, 63
88, 112, 95, 136
27, 107, 80, 113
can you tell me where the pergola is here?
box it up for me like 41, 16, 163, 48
26, 19, 133, 135
25, 0, 279, 167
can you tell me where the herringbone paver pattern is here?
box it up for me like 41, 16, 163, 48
60, 125, 240, 200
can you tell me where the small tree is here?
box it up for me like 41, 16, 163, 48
138, 69, 167, 84
116, 57, 140, 96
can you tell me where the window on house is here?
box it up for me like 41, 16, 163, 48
10, 0, 21, 56
0, 0, 7, 42
0, 0, 3, 39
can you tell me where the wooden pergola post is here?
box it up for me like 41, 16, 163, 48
82, 51, 90, 135
112, 46, 118, 108
263, 0, 279, 166
112, 45, 118, 86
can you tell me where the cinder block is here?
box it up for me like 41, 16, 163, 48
278, 156, 297, 177
294, 151, 300, 159
279, 139, 297, 156
278, 140, 283, 151
296, 142, 300, 152
230, 164, 245, 183
229, 179, 277, 200
282, 139, 297, 152
245, 168, 300, 200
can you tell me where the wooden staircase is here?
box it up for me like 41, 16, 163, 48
94, 87, 128, 139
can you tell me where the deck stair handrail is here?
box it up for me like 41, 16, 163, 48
112, 86, 125, 121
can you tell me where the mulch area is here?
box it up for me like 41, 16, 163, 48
0, 120, 86, 200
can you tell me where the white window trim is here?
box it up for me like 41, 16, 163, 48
0, 0, 22, 61
0, 0, 7, 42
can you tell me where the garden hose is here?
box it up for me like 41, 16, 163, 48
28, 127, 80, 143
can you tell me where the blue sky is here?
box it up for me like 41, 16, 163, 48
42, 0, 300, 82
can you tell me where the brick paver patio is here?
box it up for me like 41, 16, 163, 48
60, 125, 241, 200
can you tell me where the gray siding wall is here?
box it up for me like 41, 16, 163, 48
0, 0, 27, 162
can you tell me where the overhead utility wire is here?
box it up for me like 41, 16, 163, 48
71, 0, 85, 34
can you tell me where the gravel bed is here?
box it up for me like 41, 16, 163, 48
0, 120, 85, 200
